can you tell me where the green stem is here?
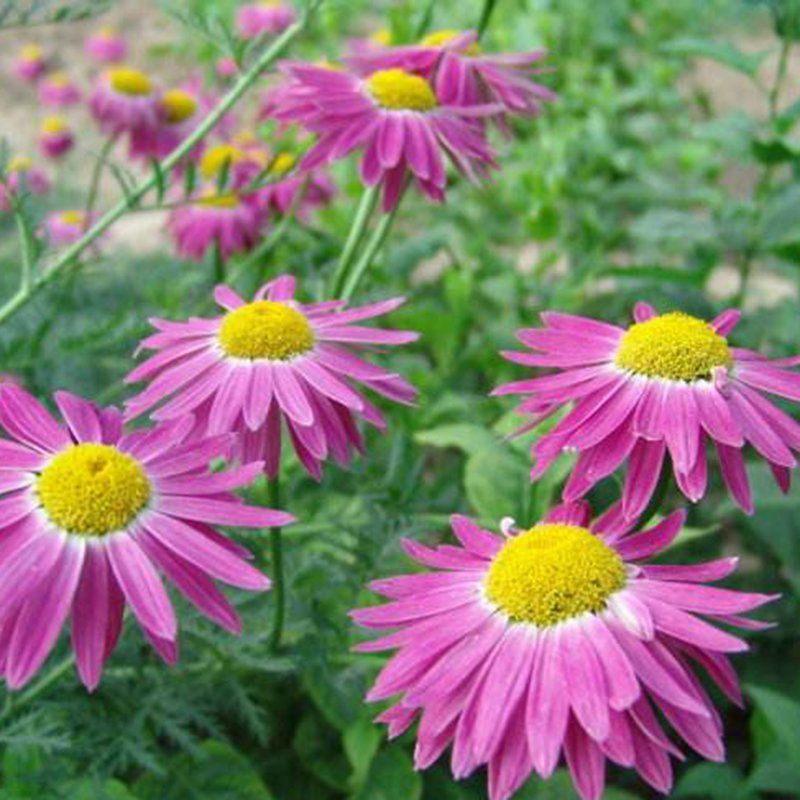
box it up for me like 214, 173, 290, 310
330, 185, 380, 297
0, 654, 75, 723
267, 476, 285, 653
84, 136, 117, 228
212, 239, 225, 285
340, 190, 405, 301
0, 0, 323, 328
769, 37, 792, 119
477, 0, 499, 38
11, 199, 34, 292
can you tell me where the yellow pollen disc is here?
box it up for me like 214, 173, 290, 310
98, 26, 118, 38
109, 67, 152, 96
269, 152, 295, 174
37, 443, 151, 537
370, 28, 393, 47
59, 210, 86, 225
615, 312, 732, 383
366, 69, 437, 112
232, 130, 259, 148
161, 89, 198, 123
196, 187, 240, 208
8, 156, 32, 173
48, 71, 69, 86
200, 144, 247, 179
485, 524, 626, 627
41, 116, 68, 134
21, 44, 43, 61
420, 29, 480, 56
218, 300, 315, 361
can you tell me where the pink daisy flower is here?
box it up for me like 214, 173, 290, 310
0, 384, 291, 690
166, 188, 264, 262
0, 156, 50, 212
129, 87, 203, 162
353, 501, 776, 800
39, 116, 75, 160
347, 29, 556, 128
236, 1, 297, 39
12, 44, 47, 83
42, 210, 99, 247
124, 275, 418, 480
85, 27, 128, 64
270, 63, 499, 211
37, 71, 82, 107
89, 66, 160, 137
217, 56, 239, 80
493, 304, 800, 519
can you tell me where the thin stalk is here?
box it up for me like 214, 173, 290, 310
340, 189, 405, 301
0, 654, 75, 723
0, 0, 323, 328
477, 0, 499, 38
267, 476, 285, 653
11, 199, 34, 292
83, 135, 117, 228
212, 239, 225, 285
330, 185, 380, 297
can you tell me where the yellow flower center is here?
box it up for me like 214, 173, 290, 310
109, 67, 152, 96
200, 144, 247, 179
41, 116, 68, 135
485, 524, 626, 627
420, 29, 481, 56
615, 312, 733, 383
59, 210, 86, 225
218, 300, 315, 361
37, 444, 151, 537
370, 28, 393, 47
269, 152, 295, 175
21, 44, 43, 61
195, 188, 240, 208
8, 156, 32, 173
161, 89, 198, 123
48, 71, 69, 86
366, 69, 437, 112
98, 26, 118, 38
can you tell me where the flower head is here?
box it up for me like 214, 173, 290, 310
0, 384, 290, 690
13, 44, 46, 83
1, 156, 50, 211
38, 116, 74, 160
129, 86, 203, 161
269, 62, 499, 210
125, 275, 418, 479
38, 71, 82, 107
166, 188, 264, 262
353, 501, 775, 800
494, 304, 800, 518
347, 28, 556, 129
85, 27, 128, 64
42, 210, 97, 246
236, 1, 297, 39
89, 66, 160, 137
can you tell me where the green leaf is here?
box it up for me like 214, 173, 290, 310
464, 446, 529, 523
350, 748, 422, 800
415, 424, 497, 457
515, 770, 639, 799
674, 763, 755, 800
343, 717, 382, 792
752, 135, 800, 164
662, 38, 768, 78
135, 740, 274, 800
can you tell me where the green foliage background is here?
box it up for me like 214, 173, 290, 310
1, 0, 800, 798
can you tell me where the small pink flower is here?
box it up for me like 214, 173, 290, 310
12, 45, 46, 83
0, 384, 290, 690
89, 66, 160, 137
125, 275, 418, 480
43, 210, 97, 246
166, 188, 264, 262
129, 86, 203, 162
353, 501, 776, 800
37, 72, 82, 107
236, 1, 297, 39
217, 57, 239, 79
494, 305, 800, 518
348, 29, 556, 130
85, 27, 128, 64
39, 116, 75, 160
254, 152, 336, 221
270, 63, 499, 210
0, 157, 50, 211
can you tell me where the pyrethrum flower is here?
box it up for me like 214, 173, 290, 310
89, 66, 160, 137
270, 63, 498, 210
38, 72, 82, 107
166, 188, 264, 262
353, 501, 775, 800
39, 116, 74, 160
0, 385, 291, 690
348, 28, 555, 129
13, 44, 46, 82
494, 304, 800, 518
85, 27, 128, 64
42, 210, 98, 247
130, 87, 203, 161
253, 151, 336, 221
125, 275, 418, 479
0, 156, 50, 212
236, 1, 297, 39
